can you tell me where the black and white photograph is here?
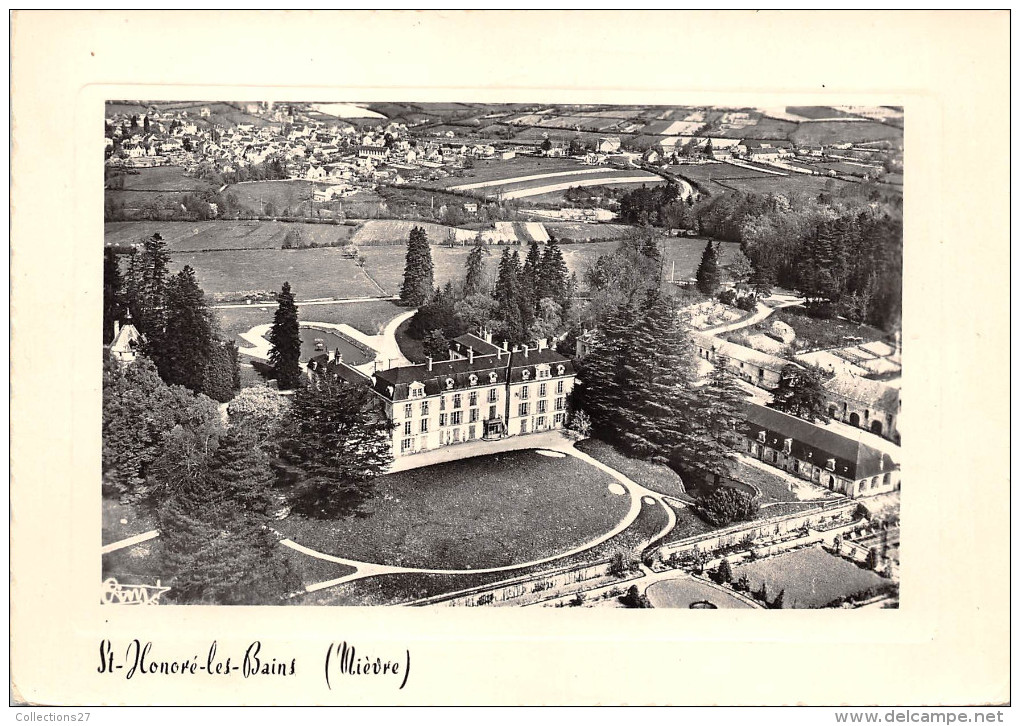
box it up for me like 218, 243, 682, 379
11, 9, 1009, 709
100, 98, 904, 609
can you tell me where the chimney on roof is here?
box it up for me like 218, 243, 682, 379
484, 329, 493, 345
427, 356, 433, 371
523, 344, 529, 358
502, 340, 508, 351
538, 338, 548, 351
113, 320, 121, 340
468, 347, 474, 364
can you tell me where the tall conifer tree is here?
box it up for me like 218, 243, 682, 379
159, 265, 214, 393
399, 226, 435, 306
696, 239, 722, 296
268, 281, 302, 390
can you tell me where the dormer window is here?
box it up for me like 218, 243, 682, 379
409, 382, 425, 399
489, 372, 498, 383
536, 364, 551, 379
782, 438, 792, 454
445, 377, 455, 390
826, 458, 836, 471
469, 374, 478, 386
522, 370, 531, 380
556, 365, 565, 375
757, 431, 766, 443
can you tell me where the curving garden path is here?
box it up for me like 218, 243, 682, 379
280, 433, 679, 596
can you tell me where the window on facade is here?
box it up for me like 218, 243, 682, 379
403, 421, 412, 436
470, 409, 479, 423
421, 400, 429, 416
401, 438, 412, 453
556, 380, 564, 395
518, 402, 529, 417
420, 419, 429, 433
488, 405, 497, 420
883, 473, 891, 485
539, 383, 547, 397
452, 428, 460, 443
520, 420, 528, 434
488, 387, 498, 402
404, 403, 413, 419
520, 386, 529, 400
451, 411, 463, 425
439, 413, 447, 427
468, 426, 476, 441
554, 413, 564, 425
469, 391, 477, 407
453, 394, 462, 409
555, 397, 565, 411
538, 400, 547, 414
440, 396, 446, 411
537, 416, 546, 428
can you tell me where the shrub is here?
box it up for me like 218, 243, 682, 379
609, 552, 627, 577
619, 584, 652, 609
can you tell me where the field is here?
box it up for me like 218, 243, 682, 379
276, 449, 631, 570
351, 219, 476, 246
109, 166, 213, 192
226, 180, 332, 214
430, 157, 591, 189
543, 223, 641, 242
711, 173, 852, 198
791, 121, 903, 146
645, 576, 755, 609
104, 220, 358, 252
661, 237, 746, 282
170, 248, 384, 300
734, 546, 891, 608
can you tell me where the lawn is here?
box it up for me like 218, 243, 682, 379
733, 546, 891, 608
393, 317, 427, 364
768, 306, 887, 351
275, 449, 632, 571
300, 492, 667, 606
216, 299, 404, 347
574, 439, 690, 500
729, 459, 799, 505
645, 575, 755, 609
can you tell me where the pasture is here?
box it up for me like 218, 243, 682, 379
791, 120, 903, 146
110, 166, 214, 192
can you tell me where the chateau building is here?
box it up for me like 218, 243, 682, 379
822, 372, 901, 443
314, 333, 575, 458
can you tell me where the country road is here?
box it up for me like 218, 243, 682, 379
500, 175, 662, 200
211, 295, 399, 310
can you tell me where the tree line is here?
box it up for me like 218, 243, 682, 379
399, 226, 577, 358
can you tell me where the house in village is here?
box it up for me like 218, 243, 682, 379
311, 332, 574, 459
737, 402, 900, 499
597, 136, 622, 153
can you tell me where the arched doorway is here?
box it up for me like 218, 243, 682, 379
828, 405, 837, 418
827, 475, 835, 490
849, 412, 861, 427
870, 420, 883, 436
